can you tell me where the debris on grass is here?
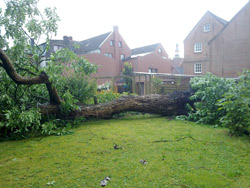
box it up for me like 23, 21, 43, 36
139, 159, 148, 165
46, 180, 56, 186
113, 144, 122, 150
100, 176, 111, 187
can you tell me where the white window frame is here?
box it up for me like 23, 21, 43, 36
110, 40, 114, 46
148, 68, 158, 73
104, 53, 113, 58
120, 54, 125, 60
194, 42, 202, 53
204, 24, 210, 32
158, 48, 162, 53
194, 63, 202, 73
53, 45, 63, 52
118, 41, 122, 48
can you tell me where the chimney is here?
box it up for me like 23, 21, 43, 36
113, 25, 119, 32
63, 36, 68, 41
175, 44, 180, 58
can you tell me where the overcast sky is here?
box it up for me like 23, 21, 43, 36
2, 0, 250, 58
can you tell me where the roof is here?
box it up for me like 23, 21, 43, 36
208, 11, 228, 25
171, 57, 183, 68
184, 11, 228, 41
209, 1, 250, 44
81, 32, 111, 53
172, 67, 184, 74
131, 43, 160, 55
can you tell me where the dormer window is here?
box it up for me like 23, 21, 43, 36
204, 24, 210, 32
194, 42, 202, 53
110, 40, 114, 46
158, 48, 162, 53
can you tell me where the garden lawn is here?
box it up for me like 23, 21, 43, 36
0, 115, 250, 188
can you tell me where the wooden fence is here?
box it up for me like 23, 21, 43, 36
95, 72, 197, 95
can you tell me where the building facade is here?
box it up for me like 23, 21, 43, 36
126, 43, 171, 74
183, 1, 250, 78
41, 26, 172, 86
183, 11, 228, 76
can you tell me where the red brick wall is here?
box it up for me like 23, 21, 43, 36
81, 53, 117, 77
209, 2, 250, 77
99, 26, 131, 76
183, 12, 226, 75
127, 53, 171, 73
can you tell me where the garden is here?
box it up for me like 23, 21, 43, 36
1, 1, 250, 187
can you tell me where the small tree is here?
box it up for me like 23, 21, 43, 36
187, 73, 233, 125
219, 70, 250, 135
122, 62, 133, 93
151, 76, 163, 94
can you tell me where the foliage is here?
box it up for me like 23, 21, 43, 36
122, 62, 133, 93
0, 0, 97, 138
58, 73, 97, 104
219, 70, 250, 136
1, 116, 250, 187
151, 76, 163, 94
95, 90, 121, 103
187, 73, 233, 125
0, 69, 45, 138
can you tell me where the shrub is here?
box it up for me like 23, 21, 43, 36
187, 73, 233, 125
95, 90, 121, 103
219, 70, 250, 136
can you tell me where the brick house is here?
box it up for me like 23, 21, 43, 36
126, 43, 171, 74
209, 1, 250, 77
41, 26, 172, 86
183, 1, 250, 78
183, 11, 228, 75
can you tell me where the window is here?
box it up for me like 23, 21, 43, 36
194, 42, 202, 53
158, 48, 162, 53
118, 41, 122, 48
104, 53, 113, 58
120, 54, 125, 60
204, 24, 210, 32
53, 45, 63, 52
110, 40, 114, 46
194, 63, 202, 73
148, 68, 158, 73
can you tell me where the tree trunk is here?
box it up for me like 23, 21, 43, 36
39, 91, 193, 118
0, 48, 62, 105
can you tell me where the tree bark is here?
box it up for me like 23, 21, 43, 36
39, 92, 193, 118
0, 48, 62, 105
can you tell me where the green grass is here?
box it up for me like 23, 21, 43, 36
1, 115, 250, 188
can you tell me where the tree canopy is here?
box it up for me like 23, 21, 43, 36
0, 0, 98, 137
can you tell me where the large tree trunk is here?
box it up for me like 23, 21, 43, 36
39, 91, 193, 118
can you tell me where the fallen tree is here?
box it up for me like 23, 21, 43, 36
0, 0, 194, 137
39, 92, 193, 118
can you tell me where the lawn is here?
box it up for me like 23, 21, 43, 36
0, 115, 250, 188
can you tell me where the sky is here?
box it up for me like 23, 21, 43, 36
2, 0, 250, 58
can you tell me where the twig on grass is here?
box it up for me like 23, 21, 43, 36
152, 136, 224, 144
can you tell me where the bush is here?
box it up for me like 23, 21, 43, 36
187, 73, 233, 125
59, 74, 97, 104
219, 70, 250, 136
95, 90, 121, 103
